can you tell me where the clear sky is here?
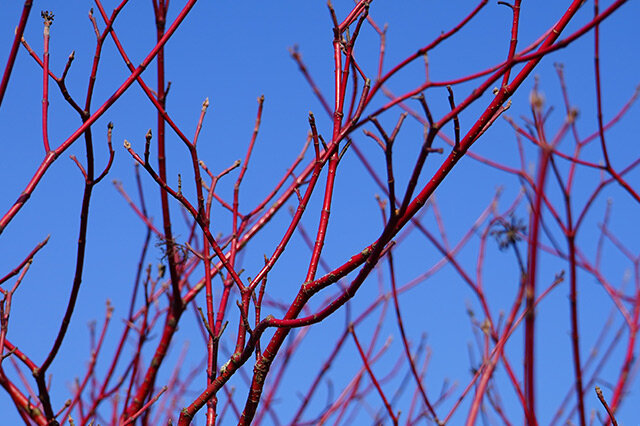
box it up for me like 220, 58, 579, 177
1, 1, 639, 424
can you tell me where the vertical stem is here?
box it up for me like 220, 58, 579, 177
154, 0, 182, 307
593, 0, 611, 169
387, 246, 440, 423
203, 234, 216, 426
567, 230, 586, 426
42, 12, 53, 153
524, 145, 551, 426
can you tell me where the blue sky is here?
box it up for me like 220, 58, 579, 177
1, 1, 640, 424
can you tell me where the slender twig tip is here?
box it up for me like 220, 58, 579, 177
41, 11, 55, 25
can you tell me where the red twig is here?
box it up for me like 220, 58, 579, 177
0, 0, 33, 108
349, 325, 398, 425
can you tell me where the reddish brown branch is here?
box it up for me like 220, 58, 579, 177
0, 0, 33, 108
